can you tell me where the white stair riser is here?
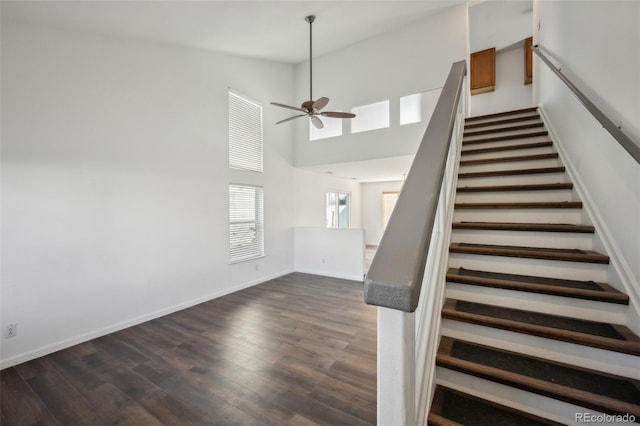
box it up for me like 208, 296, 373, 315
466, 112, 540, 126
453, 208, 585, 225
464, 119, 542, 133
455, 189, 576, 203
436, 368, 626, 425
445, 282, 626, 323
441, 319, 640, 380
460, 146, 554, 161
457, 172, 568, 186
448, 252, 608, 282
464, 131, 547, 142
462, 135, 551, 149
451, 229, 594, 250
459, 158, 561, 174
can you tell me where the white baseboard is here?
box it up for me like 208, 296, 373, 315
293, 268, 365, 283
0, 268, 294, 370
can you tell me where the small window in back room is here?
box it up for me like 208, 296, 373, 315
350, 100, 390, 134
400, 88, 442, 125
228, 89, 263, 172
326, 192, 350, 228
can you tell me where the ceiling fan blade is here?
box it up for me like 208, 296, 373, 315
276, 114, 306, 124
321, 111, 356, 119
310, 115, 324, 129
271, 102, 306, 112
312, 97, 329, 111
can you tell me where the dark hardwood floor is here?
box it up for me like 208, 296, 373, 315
1, 273, 377, 425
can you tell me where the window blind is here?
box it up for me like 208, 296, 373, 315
229, 184, 264, 262
229, 90, 263, 172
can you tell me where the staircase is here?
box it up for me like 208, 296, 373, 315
428, 107, 640, 425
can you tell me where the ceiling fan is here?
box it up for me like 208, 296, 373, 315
271, 15, 355, 129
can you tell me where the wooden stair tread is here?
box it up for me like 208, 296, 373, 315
461, 141, 553, 156
464, 114, 541, 130
464, 122, 544, 137
457, 183, 573, 193
465, 107, 539, 122
429, 385, 562, 426
463, 131, 549, 145
455, 201, 582, 209
441, 300, 640, 355
436, 336, 640, 417
446, 267, 628, 304
449, 242, 609, 264
458, 167, 566, 179
460, 153, 558, 166
452, 222, 593, 233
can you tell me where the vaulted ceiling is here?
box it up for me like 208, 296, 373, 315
2, 0, 464, 64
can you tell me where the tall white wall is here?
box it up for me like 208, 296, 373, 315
470, 44, 533, 117
533, 1, 640, 296
292, 5, 468, 168
361, 180, 404, 246
0, 22, 296, 367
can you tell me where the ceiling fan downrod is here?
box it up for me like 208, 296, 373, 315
269, 14, 356, 129
305, 15, 315, 102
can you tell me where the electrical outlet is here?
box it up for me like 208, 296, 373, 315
7, 324, 17, 338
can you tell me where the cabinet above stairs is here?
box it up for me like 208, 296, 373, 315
428, 107, 640, 425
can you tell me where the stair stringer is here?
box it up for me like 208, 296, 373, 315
539, 107, 640, 336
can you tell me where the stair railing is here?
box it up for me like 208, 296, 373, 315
532, 45, 640, 164
364, 60, 466, 425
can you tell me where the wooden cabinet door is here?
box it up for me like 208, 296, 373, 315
524, 37, 533, 84
470, 48, 496, 95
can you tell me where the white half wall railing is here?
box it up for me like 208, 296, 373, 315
364, 60, 466, 426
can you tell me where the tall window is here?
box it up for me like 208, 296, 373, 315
228, 89, 263, 172
326, 192, 350, 228
229, 184, 264, 263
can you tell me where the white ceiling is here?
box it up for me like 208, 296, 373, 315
2, 0, 464, 64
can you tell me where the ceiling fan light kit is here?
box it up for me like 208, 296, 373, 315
271, 15, 356, 129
